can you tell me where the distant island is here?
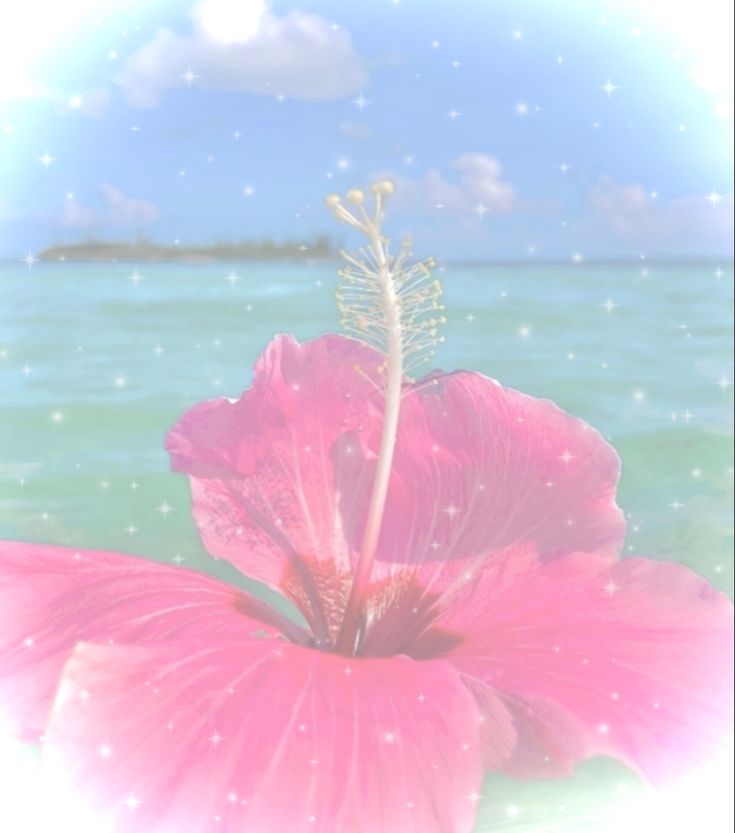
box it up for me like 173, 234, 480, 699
38, 236, 334, 263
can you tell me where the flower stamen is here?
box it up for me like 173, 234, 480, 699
328, 182, 444, 654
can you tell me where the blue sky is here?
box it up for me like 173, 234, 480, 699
0, 0, 732, 259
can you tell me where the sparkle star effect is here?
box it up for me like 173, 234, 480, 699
601, 298, 619, 314
124, 794, 141, 812
352, 94, 370, 111
182, 68, 198, 85
38, 151, 55, 168
601, 80, 619, 96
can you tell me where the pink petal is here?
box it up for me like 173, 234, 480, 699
367, 368, 625, 569
166, 335, 625, 647
360, 368, 626, 654
0, 541, 302, 740
43, 641, 483, 832
441, 551, 734, 782
166, 334, 387, 642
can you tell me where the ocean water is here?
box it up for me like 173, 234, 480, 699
1, 258, 733, 830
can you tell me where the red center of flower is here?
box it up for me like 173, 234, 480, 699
282, 555, 463, 658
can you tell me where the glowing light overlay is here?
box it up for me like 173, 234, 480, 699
0, 0, 732, 830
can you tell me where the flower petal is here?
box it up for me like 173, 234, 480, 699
441, 552, 734, 782
0, 540, 302, 740
345, 363, 626, 655
370, 368, 625, 569
166, 335, 625, 647
166, 334, 387, 642
43, 641, 483, 832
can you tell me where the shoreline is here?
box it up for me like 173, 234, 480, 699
33, 239, 335, 264
14, 256, 733, 267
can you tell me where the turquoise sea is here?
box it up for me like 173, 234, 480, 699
1, 258, 733, 830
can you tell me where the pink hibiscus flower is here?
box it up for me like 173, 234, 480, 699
0, 183, 732, 833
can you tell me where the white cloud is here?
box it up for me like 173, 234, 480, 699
587, 175, 733, 252
384, 153, 516, 213
589, 176, 650, 235
61, 195, 95, 228
115, 6, 368, 108
100, 184, 160, 226
443, 153, 516, 211
59, 185, 160, 228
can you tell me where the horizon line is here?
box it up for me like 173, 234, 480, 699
2, 256, 732, 267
